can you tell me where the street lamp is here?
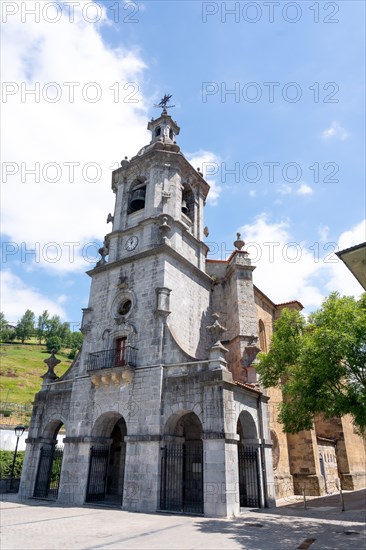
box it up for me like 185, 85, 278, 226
9, 425, 26, 491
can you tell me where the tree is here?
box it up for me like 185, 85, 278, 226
37, 310, 49, 344
0, 312, 9, 342
70, 331, 83, 350
45, 315, 62, 340
16, 310, 35, 343
46, 335, 62, 353
256, 292, 366, 434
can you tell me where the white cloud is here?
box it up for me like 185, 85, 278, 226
318, 225, 330, 242
324, 219, 366, 296
186, 150, 222, 205
338, 219, 366, 250
239, 214, 325, 308
1, 2, 148, 274
237, 215, 364, 311
1, 270, 66, 322
297, 183, 313, 195
321, 121, 349, 141
276, 182, 313, 196
276, 183, 292, 195
57, 294, 68, 304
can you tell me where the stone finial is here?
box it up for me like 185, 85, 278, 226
234, 232, 245, 251
160, 216, 171, 244
42, 349, 60, 382
155, 287, 171, 318
96, 238, 109, 266
207, 313, 227, 346
120, 156, 129, 168
203, 226, 209, 238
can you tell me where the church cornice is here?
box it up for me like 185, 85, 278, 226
105, 214, 208, 251
112, 147, 210, 200
86, 242, 213, 284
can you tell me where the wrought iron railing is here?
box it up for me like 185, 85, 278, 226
87, 346, 137, 372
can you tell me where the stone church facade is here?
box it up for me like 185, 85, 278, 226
19, 108, 365, 515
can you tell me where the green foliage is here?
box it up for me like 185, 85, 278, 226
70, 331, 83, 349
0, 312, 9, 342
16, 310, 35, 343
46, 335, 62, 353
36, 310, 49, 344
68, 348, 77, 359
256, 292, 366, 434
0, 450, 25, 478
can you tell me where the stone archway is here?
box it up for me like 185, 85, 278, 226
237, 411, 261, 508
33, 420, 64, 500
160, 411, 203, 514
86, 413, 127, 505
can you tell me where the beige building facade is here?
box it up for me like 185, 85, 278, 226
254, 288, 366, 498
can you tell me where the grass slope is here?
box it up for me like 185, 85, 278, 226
0, 344, 71, 407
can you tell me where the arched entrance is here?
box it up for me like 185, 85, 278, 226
86, 413, 127, 505
237, 411, 261, 508
160, 412, 203, 514
33, 421, 64, 500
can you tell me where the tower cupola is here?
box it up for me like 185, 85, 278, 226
148, 94, 180, 144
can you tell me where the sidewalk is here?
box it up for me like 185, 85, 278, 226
1, 490, 365, 549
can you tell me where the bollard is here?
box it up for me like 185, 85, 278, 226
303, 487, 307, 510
339, 484, 345, 511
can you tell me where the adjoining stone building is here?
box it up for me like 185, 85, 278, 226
19, 107, 365, 514
253, 289, 366, 498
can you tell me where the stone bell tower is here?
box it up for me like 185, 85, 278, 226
20, 97, 275, 517
83, 97, 212, 367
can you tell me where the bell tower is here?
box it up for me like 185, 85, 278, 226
83, 95, 212, 366
104, 96, 209, 272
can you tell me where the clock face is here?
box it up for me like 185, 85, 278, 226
125, 235, 138, 251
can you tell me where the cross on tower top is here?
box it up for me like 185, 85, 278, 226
154, 93, 175, 114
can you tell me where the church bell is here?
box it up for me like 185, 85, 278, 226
181, 199, 188, 214
130, 188, 146, 211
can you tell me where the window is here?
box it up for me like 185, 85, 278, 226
115, 337, 126, 367
155, 126, 161, 137
259, 320, 267, 352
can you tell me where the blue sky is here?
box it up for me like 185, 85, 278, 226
1, 0, 365, 328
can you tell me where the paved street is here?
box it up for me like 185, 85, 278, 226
1, 490, 365, 549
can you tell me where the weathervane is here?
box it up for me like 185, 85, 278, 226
154, 93, 175, 114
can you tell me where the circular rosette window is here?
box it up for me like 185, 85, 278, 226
113, 291, 135, 323
118, 299, 132, 316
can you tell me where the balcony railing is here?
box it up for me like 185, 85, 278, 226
87, 346, 137, 372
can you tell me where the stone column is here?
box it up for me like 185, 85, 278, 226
203, 435, 240, 517
122, 436, 161, 513
57, 437, 93, 505
18, 437, 45, 499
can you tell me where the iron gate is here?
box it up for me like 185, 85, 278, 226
160, 442, 203, 514
238, 445, 261, 507
33, 445, 64, 499
85, 445, 110, 502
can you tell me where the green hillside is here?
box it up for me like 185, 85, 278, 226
0, 344, 72, 425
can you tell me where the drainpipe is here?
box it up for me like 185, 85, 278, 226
257, 393, 268, 508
